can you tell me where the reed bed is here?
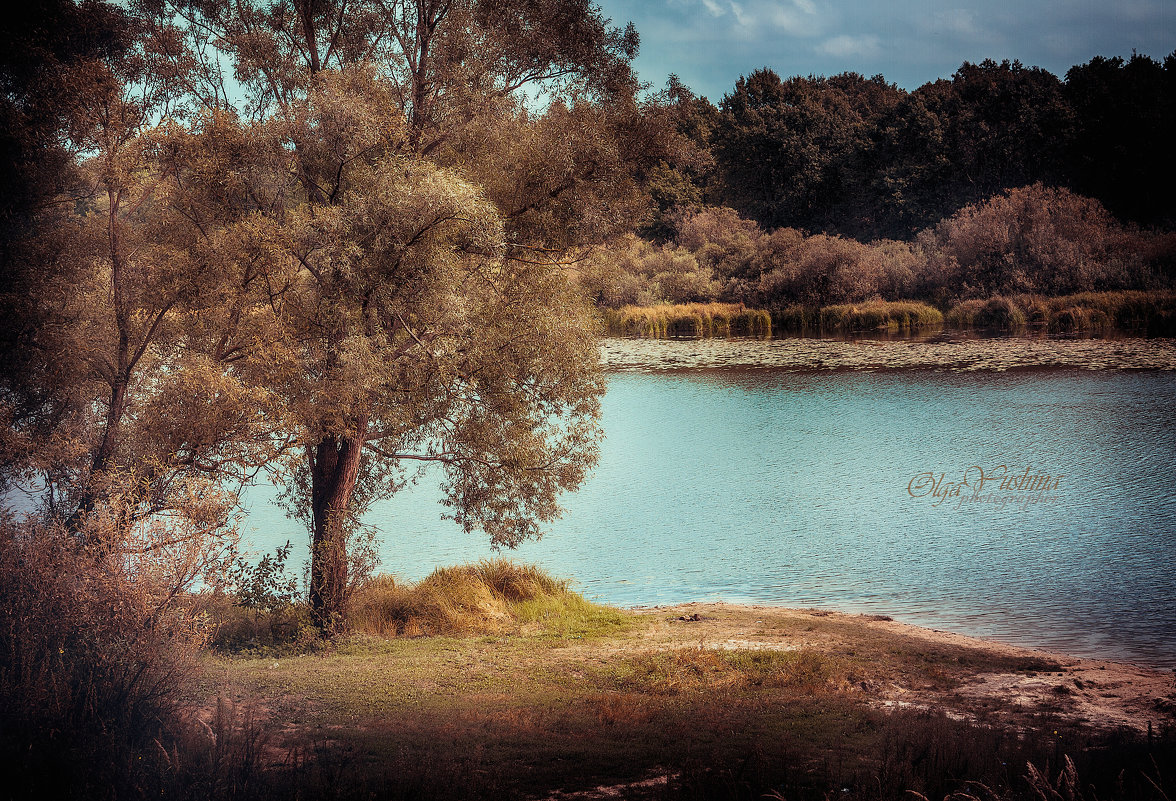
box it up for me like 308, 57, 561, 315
944, 296, 1028, 330
602, 302, 772, 338
774, 300, 943, 333
946, 290, 1176, 333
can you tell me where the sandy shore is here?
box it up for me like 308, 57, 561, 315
635, 602, 1176, 733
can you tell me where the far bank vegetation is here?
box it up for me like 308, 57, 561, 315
584, 186, 1176, 336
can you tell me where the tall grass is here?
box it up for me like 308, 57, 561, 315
944, 296, 1028, 330
945, 290, 1176, 333
820, 300, 944, 332
349, 560, 630, 638
602, 302, 771, 338
774, 300, 943, 333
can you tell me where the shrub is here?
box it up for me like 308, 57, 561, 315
922, 184, 1152, 300
0, 518, 209, 798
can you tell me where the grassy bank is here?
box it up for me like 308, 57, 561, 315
194, 563, 1176, 801
602, 302, 772, 338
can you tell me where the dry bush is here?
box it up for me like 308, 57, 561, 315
674, 206, 763, 282
921, 184, 1157, 301
0, 518, 211, 797
577, 235, 720, 308
752, 234, 921, 308
0, 475, 243, 797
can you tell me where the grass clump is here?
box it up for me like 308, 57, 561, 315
945, 296, 1028, 330
349, 560, 630, 639
1020, 290, 1176, 334
602, 302, 771, 338
819, 300, 943, 332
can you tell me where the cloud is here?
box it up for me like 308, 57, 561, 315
816, 34, 882, 59
728, 1, 751, 27
603, 0, 1175, 102
666, 0, 824, 35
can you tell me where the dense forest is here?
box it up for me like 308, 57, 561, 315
586, 56, 1176, 327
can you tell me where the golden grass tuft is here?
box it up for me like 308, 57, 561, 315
945, 296, 1028, 330
602, 302, 772, 338
818, 300, 944, 332
349, 560, 630, 639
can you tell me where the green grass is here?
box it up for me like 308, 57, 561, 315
194, 603, 1174, 800
604, 646, 831, 695
602, 302, 772, 338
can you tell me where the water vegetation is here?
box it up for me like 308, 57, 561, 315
946, 290, 1176, 334
774, 299, 944, 333
602, 302, 772, 338
602, 292, 1176, 339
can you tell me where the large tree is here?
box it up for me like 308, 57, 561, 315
138, 0, 654, 631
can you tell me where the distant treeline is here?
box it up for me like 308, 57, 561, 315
580, 185, 1175, 317
645, 53, 1176, 242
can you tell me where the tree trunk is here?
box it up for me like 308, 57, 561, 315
308, 425, 365, 635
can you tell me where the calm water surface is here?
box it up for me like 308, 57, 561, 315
243, 339, 1176, 667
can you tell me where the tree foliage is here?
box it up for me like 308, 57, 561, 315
2, 0, 660, 635
705, 54, 1175, 238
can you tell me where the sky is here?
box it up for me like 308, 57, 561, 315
594, 0, 1176, 101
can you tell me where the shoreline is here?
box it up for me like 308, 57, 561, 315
627, 600, 1176, 671
202, 595, 1176, 798
632, 602, 1176, 733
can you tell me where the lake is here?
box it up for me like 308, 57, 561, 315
242, 336, 1176, 667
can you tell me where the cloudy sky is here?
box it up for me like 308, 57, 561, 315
594, 0, 1175, 100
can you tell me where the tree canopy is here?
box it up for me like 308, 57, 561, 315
2, 0, 663, 633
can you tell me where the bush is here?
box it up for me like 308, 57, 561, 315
921, 184, 1163, 300
206, 542, 318, 654
0, 518, 208, 798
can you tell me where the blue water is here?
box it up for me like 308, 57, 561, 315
242, 367, 1176, 667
